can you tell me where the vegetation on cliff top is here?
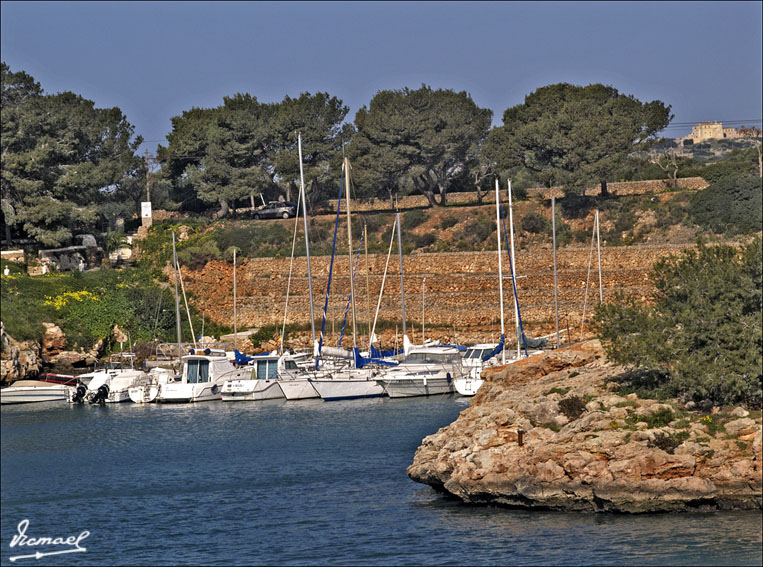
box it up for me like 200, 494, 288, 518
594, 236, 762, 407
0, 267, 230, 352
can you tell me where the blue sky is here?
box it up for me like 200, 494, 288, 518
2, 1, 761, 154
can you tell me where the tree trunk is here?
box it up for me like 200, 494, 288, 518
600, 180, 609, 197
218, 199, 230, 218
434, 184, 448, 206
412, 176, 436, 207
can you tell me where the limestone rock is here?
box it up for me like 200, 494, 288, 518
407, 340, 763, 513
41, 322, 67, 361
725, 418, 758, 438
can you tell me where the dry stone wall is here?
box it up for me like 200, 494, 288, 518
179, 244, 693, 348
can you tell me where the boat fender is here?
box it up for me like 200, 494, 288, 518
211, 384, 219, 394
447, 372, 452, 383
204, 348, 211, 355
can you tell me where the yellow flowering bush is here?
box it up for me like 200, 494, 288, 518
43, 290, 100, 311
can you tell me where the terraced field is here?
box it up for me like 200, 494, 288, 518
178, 243, 694, 351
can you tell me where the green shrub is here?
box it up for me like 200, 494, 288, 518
439, 215, 459, 230
413, 232, 437, 249
649, 431, 689, 454
402, 210, 427, 230
560, 195, 595, 219
595, 238, 763, 407
457, 216, 495, 248
544, 387, 571, 396
521, 212, 547, 234
688, 175, 762, 236
640, 407, 674, 428
177, 240, 221, 269
559, 395, 586, 420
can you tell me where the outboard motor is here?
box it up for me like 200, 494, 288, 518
70, 383, 87, 404
89, 383, 110, 404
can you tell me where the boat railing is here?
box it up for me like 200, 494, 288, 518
155, 342, 234, 360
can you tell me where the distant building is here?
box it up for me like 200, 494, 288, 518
682, 122, 741, 143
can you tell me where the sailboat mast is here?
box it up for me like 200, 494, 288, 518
171, 231, 182, 359
233, 248, 237, 352
552, 195, 560, 348
494, 179, 506, 364
396, 210, 407, 339
344, 157, 358, 351
298, 133, 316, 346
596, 209, 603, 303
507, 179, 520, 359
365, 222, 371, 347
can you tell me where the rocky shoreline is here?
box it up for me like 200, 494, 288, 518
407, 340, 762, 512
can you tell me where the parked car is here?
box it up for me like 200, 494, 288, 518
250, 201, 298, 220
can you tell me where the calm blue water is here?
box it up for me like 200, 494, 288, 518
2, 397, 761, 566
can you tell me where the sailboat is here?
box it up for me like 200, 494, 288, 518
454, 178, 541, 396
371, 205, 466, 397
221, 249, 285, 401
308, 156, 387, 400
274, 132, 325, 400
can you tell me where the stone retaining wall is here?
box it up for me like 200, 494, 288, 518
325, 178, 709, 212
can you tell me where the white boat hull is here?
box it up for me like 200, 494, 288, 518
129, 384, 159, 403
0, 382, 71, 405
454, 377, 484, 396
221, 379, 284, 401
376, 374, 455, 398
278, 379, 319, 400
157, 382, 222, 403
310, 378, 385, 401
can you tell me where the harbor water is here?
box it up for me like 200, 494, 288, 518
2, 397, 761, 566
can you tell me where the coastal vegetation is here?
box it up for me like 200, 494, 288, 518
594, 236, 762, 408
0, 266, 229, 352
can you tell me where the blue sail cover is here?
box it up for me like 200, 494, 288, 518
235, 350, 272, 365
234, 350, 252, 365
353, 348, 399, 369
481, 334, 505, 362
370, 345, 404, 358
442, 344, 468, 352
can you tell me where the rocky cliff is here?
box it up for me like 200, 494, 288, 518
407, 340, 762, 512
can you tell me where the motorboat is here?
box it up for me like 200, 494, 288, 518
221, 352, 284, 402
128, 367, 177, 403
375, 345, 464, 398
68, 368, 151, 404
156, 349, 249, 403
454, 343, 500, 397
1, 379, 75, 405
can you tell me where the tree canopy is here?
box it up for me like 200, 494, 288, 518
157, 92, 352, 215
350, 85, 492, 206
594, 237, 762, 407
483, 83, 673, 195
1, 62, 143, 247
